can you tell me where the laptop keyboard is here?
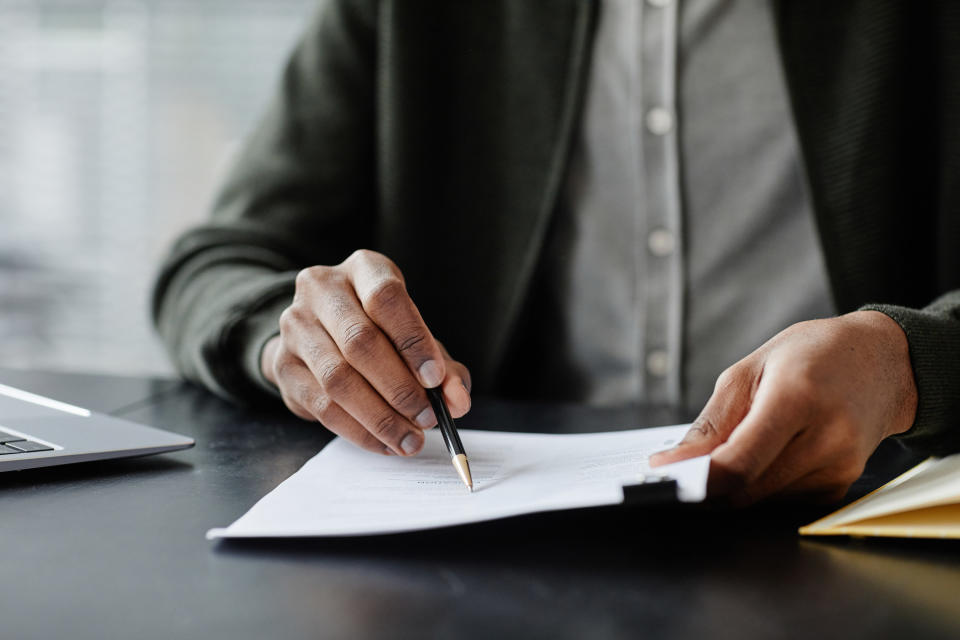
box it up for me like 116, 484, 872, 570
0, 431, 54, 454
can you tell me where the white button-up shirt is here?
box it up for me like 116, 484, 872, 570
508, 0, 835, 412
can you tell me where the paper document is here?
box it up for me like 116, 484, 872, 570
800, 453, 960, 539
208, 424, 707, 538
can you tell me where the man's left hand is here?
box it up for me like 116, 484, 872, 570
650, 311, 918, 505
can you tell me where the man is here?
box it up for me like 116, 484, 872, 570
153, 0, 960, 504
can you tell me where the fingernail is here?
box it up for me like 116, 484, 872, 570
415, 407, 436, 428
400, 432, 422, 455
419, 360, 443, 388
649, 450, 670, 466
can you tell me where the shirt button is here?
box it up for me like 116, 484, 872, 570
645, 107, 674, 135
647, 228, 675, 257
647, 0, 673, 7
646, 350, 670, 377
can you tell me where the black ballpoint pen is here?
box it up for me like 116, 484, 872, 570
425, 386, 473, 492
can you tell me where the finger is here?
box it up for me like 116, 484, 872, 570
267, 342, 315, 421
312, 398, 397, 456
310, 284, 436, 430
708, 383, 808, 495
438, 342, 472, 391
728, 418, 867, 505
651, 364, 756, 466
334, 379, 427, 456
282, 394, 315, 422
276, 357, 388, 454
260, 335, 282, 387
772, 458, 865, 503
441, 359, 472, 419
347, 250, 447, 388
725, 429, 821, 506
290, 323, 425, 456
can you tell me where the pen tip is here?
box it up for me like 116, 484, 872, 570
452, 453, 473, 492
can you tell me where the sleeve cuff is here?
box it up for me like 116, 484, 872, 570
205, 272, 296, 407
860, 302, 960, 456
239, 296, 288, 400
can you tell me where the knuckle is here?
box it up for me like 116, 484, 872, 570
714, 358, 758, 395
297, 265, 347, 294
295, 266, 324, 288
347, 248, 379, 265
311, 394, 335, 423
278, 305, 306, 333
394, 328, 428, 355
714, 367, 740, 393
387, 383, 422, 412
324, 290, 354, 322
273, 356, 299, 383
340, 321, 381, 360
278, 307, 294, 332
371, 412, 403, 439
304, 340, 333, 366
690, 415, 722, 441
290, 379, 314, 404
364, 278, 408, 315
348, 248, 399, 274
318, 359, 354, 394
326, 272, 350, 292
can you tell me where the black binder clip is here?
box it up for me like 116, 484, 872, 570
621, 473, 679, 505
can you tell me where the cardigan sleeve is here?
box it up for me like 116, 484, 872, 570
151, 0, 378, 405
863, 291, 960, 456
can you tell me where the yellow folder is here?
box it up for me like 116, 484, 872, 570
799, 454, 960, 539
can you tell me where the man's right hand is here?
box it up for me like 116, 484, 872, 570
261, 249, 472, 456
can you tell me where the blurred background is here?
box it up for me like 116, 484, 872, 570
0, 0, 315, 376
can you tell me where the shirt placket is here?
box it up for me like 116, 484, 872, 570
638, 0, 683, 405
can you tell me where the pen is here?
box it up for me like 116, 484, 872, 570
425, 386, 473, 492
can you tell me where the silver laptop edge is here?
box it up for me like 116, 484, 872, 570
0, 383, 194, 472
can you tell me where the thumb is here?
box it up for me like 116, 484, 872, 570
650, 364, 756, 466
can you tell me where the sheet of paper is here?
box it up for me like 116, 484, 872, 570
803, 453, 960, 531
207, 424, 707, 538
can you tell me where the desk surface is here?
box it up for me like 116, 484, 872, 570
1, 369, 959, 640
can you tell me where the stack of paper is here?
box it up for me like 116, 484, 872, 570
801, 454, 960, 539
208, 424, 707, 539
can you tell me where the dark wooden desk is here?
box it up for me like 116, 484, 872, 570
1, 370, 959, 640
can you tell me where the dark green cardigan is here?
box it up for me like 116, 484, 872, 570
152, 0, 960, 455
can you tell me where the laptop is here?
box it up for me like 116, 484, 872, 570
0, 382, 194, 472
